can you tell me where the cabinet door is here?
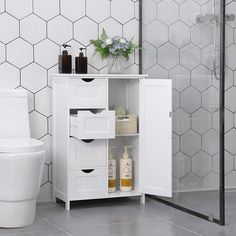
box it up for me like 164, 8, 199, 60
140, 79, 172, 197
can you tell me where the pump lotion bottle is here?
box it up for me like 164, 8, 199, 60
108, 147, 116, 193
120, 146, 133, 192
75, 48, 88, 74
58, 44, 72, 74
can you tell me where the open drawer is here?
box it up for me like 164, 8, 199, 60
69, 79, 108, 109
70, 110, 115, 139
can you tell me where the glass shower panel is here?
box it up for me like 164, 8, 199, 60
142, 0, 221, 220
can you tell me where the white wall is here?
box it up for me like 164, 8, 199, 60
0, 0, 139, 202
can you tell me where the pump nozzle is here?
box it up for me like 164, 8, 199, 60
123, 146, 133, 159
109, 146, 116, 160
62, 44, 71, 49
79, 48, 86, 57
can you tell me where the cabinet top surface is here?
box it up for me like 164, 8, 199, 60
51, 74, 148, 80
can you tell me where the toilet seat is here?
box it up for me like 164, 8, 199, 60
0, 138, 44, 153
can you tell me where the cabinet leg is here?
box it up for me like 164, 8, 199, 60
65, 201, 70, 211
140, 194, 145, 205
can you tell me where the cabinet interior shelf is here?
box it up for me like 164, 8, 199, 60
108, 191, 142, 198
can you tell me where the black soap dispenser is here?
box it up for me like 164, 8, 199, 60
58, 44, 72, 74
75, 48, 88, 74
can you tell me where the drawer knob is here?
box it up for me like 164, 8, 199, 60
82, 169, 95, 174
82, 78, 94, 82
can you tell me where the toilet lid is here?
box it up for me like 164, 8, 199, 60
0, 138, 44, 153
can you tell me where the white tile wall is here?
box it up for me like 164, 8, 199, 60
143, 0, 236, 191
0, 0, 139, 202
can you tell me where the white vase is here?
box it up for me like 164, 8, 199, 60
107, 55, 125, 74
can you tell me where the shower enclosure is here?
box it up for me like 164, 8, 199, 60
140, 0, 235, 225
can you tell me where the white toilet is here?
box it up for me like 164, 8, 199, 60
0, 90, 45, 228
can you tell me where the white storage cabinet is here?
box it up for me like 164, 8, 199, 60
52, 74, 172, 210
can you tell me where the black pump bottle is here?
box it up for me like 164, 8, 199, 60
75, 48, 88, 74
58, 44, 72, 74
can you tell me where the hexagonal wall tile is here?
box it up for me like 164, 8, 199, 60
173, 152, 191, 179
225, 128, 236, 154
191, 24, 213, 48
0, 42, 5, 64
226, 44, 236, 70
213, 109, 234, 132
180, 87, 201, 113
0, 62, 20, 88
225, 171, 236, 188
173, 109, 190, 135
157, 0, 179, 26
202, 87, 219, 113
34, 0, 59, 21
169, 21, 190, 48
202, 129, 219, 155
123, 19, 139, 44
146, 20, 168, 48
180, 0, 201, 26
41, 164, 49, 185
61, 0, 85, 22
142, 42, 157, 70
111, 0, 134, 24
192, 108, 212, 134
181, 130, 201, 156
226, 86, 236, 112
158, 43, 179, 70
0, 0, 4, 13
146, 64, 168, 78
29, 111, 47, 139
180, 173, 201, 190
169, 65, 190, 92
35, 87, 52, 117
74, 17, 98, 46
226, 2, 236, 28
180, 44, 201, 70
191, 65, 212, 92
143, 0, 156, 24
0, 13, 19, 44
87, 0, 110, 23
192, 151, 212, 177
21, 63, 47, 93
99, 18, 122, 38
34, 39, 60, 69
6, 0, 32, 19
7, 38, 33, 69
20, 14, 46, 45
37, 182, 52, 202
202, 172, 219, 189
40, 134, 52, 164
213, 151, 234, 175
172, 133, 180, 155
48, 16, 73, 45
172, 89, 179, 111
202, 44, 215, 70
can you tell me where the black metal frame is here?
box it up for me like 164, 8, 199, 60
139, 0, 225, 226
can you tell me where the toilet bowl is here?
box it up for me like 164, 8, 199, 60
0, 90, 45, 228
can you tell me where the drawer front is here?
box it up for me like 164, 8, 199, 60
69, 79, 107, 108
69, 168, 107, 200
69, 138, 107, 169
70, 111, 115, 139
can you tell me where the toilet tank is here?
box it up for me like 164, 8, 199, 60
0, 90, 30, 138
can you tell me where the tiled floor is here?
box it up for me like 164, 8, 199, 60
0, 197, 236, 236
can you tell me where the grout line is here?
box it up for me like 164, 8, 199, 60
42, 217, 73, 236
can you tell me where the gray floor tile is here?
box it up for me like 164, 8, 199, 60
70, 219, 200, 236
163, 215, 234, 236
0, 216, 58, 235
0, 229, 71, 236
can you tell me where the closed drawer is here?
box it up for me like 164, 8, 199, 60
69, 138, 107, 169
69, 168, 107, 200
69, 79, 107, 109
70, 110, 115, 139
